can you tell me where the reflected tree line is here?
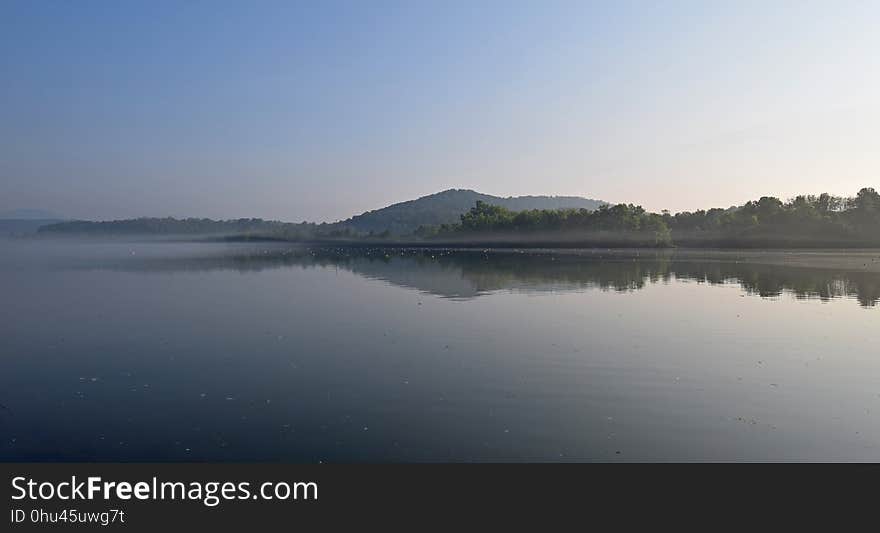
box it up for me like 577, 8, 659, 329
78, 246, 880, 307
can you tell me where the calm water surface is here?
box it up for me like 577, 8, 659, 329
2, 240, 879, 461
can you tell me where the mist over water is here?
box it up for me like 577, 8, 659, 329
2, 240, 880, 461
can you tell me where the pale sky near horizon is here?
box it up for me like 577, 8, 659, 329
2, 1, 879, 222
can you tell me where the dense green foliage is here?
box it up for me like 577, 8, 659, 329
342, 188, 604, 234
416, 201, 672, 247
665, 188, 880, 246
37, 187, 880, 248
411, 187, 880, 248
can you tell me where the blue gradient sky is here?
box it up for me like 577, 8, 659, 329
2, 1, 878, 221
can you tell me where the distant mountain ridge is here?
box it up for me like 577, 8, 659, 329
341, 189, 605, 234
0, 208, 65, 236
0, 208, 63, 220
0, 219, 64, 236
35, 189, 607, 238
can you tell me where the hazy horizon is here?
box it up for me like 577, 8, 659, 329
0, 184, 876, 225
3, 1, 878, 221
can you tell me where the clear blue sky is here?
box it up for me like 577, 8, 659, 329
2, 1, 878, 221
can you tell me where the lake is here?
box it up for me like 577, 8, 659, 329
2, 240, 879, 461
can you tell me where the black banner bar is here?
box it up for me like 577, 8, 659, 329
1, 463, 875, 530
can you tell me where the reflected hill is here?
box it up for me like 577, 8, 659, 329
62, 244, 880, 308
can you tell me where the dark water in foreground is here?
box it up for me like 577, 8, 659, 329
2, 240, 880, 461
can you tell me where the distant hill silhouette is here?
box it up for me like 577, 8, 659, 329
0, 219, 63, 236
0, 209, 65, 236
34, 186, 880, 249
0, 208, 63, 220
341, 189, 605, 234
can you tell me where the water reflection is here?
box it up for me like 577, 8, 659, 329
66, 245, 880, 307
4, 240, 880, 461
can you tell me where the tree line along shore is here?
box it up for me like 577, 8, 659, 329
37, 187, 880, 249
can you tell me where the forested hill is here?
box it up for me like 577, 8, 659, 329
341, 189, 605, 234
37, 187, 880, 249
420, 188, 880, 248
